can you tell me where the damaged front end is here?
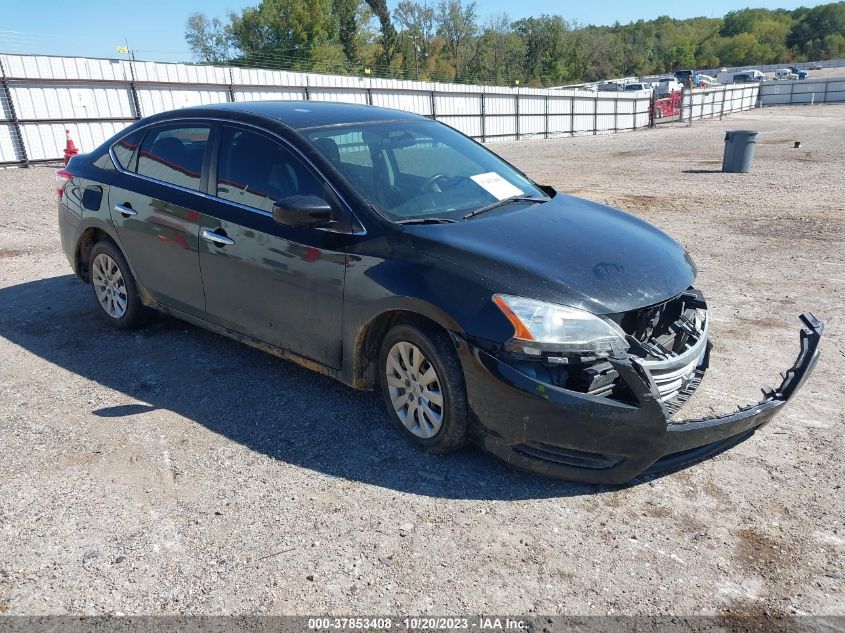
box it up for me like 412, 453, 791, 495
458, 292, 823, 484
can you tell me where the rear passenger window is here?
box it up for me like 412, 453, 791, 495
216, 127, 324, 213
136, 126, 210, 190
111, 129, 145, 170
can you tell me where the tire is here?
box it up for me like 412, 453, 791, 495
88, 238, 150, 330
378, 322, 469, 454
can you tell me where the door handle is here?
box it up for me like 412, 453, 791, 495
114, 203, 136, 217
202, 229, 235, 246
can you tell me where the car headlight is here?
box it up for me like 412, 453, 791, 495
493, 294, 629, 358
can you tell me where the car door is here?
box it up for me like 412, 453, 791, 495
108, 123, 211, 318
198, 124, 349, 369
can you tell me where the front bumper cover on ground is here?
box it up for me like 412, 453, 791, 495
458, 314, 823, 484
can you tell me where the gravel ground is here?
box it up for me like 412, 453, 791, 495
0, 105, 843, 618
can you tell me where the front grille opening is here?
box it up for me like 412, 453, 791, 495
613, 288, 707, 361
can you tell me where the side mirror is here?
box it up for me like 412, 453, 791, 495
272, 195, 333, 228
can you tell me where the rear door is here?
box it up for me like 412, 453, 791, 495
197, 125, 348, 368
108, 123, 211, 318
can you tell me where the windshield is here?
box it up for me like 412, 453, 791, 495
305, 120, 546, 222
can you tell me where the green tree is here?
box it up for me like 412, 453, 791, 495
393, 1, 436, 76
787, 2, 845, 59
229, 0, 334, 63
185, 13, 233, 63
513, 15, 569, 84
333, 0, 360, 66
364, 0, 400, 69
435, 0, 478, 81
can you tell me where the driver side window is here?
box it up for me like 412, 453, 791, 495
216, 127, 324, 214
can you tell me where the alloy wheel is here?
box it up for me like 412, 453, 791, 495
385, 341, 444, 438
92, 253, 128, 319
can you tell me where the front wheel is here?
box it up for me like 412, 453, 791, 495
379, 323, 469, 454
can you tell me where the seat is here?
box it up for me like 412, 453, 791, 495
313, 137, 341, 167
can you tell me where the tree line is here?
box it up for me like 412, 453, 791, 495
185, 1, 845, 85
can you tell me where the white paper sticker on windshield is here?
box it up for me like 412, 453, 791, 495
470, 172, 523, 200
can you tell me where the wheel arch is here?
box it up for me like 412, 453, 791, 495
350, 302, 462, 390
75, 223, 119, 283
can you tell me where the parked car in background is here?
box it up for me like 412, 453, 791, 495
789, 66, 809, 79
733, 71, 765, 84
809, 62, 823, 70
674, 70, 694, 85
656, 77, 682, 96
623, 82, 653, 93
773, 68, 800, 81
56, 101, 823, 484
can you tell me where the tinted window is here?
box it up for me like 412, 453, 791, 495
111, 128, 145, 170
216, 127, 324, 214
136, 126, 210, 190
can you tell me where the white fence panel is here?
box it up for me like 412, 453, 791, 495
131, 61, 229, 85
136, 87, 229, 115
19, 121, 131, 161
437, 93, 481, 116
308, 88, 368, 104
371, 90, 432, 115
438, 115, 482, 139
520, 115, 545, 136
11, 83, 134, 120
233, 88, 307, 102
0, 122, 19, 163
0, 54, 128, 81
230, 67, 308, 88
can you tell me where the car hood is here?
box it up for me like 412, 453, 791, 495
406, 193, 696, 314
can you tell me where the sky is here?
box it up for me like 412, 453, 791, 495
0, 0, 829, 63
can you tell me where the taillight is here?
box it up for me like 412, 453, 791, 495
56, 169, 72, 199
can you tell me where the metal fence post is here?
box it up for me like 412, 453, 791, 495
822, 78, 829, 104
126, 59, 142, 119
430, 90, 436, 120
593, 93, 598, 135
544, 94, 549, 139
613, 94, 618, 132
514, 90, 520, 140
687, 88, 693, 126
480, 92, 486, 143
648, 92, 655, 128
569, 94, 575, 137
789, 80, 795, 106
720, 85, 727, 119
0, 58, 28, 167
227, 67, 236, 102
304, 77, 311, 101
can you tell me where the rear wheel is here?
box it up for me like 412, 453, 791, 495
379, 323, 468, 453
89, 239, 149, 330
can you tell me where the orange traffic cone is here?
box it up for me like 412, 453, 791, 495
63, 129, 79, 165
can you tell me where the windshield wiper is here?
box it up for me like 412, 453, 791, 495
463, 195, 547, 220
396, 217, 458, 225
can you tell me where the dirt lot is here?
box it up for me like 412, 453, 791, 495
0, 105, 842, 618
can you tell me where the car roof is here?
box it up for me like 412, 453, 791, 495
178, 100, 428, 131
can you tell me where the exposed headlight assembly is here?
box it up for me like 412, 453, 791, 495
493, 294, 629, 359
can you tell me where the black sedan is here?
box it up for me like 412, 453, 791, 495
57, 101, 822, 483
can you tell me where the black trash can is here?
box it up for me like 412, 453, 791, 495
722, 130, 758, 173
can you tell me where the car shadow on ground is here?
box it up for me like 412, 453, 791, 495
1, 275, 707, 500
